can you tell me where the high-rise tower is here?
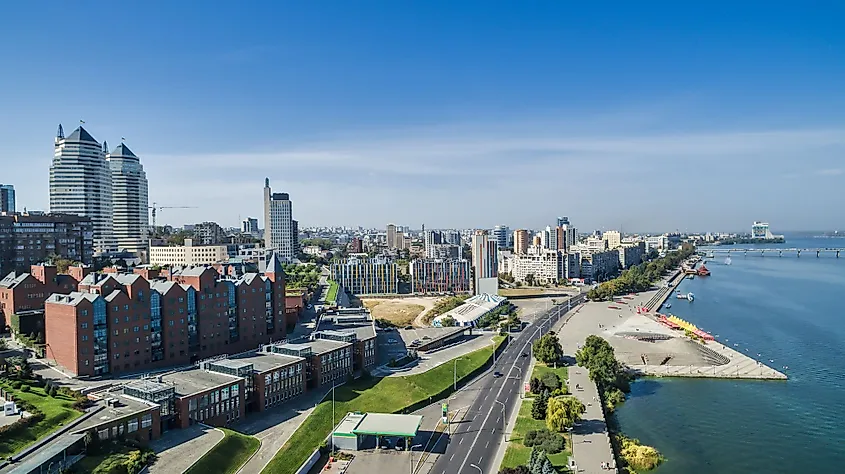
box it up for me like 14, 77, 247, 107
471, 230, 498, 295
50, 125, 115, 254
107, 142, 149, 256
263, 178, 294, 260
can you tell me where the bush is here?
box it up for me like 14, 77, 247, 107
523, 428, 566, 454
11, 380, 22, 389
540, 372, 560, 391
619, 434, 663, 471
499, 467, 530, 474
20, 384, 30, 392
529, 377, 543, 394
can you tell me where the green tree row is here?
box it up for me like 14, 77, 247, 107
587, 244, 695, 301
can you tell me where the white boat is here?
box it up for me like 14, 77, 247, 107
725, 257, 732, 265
665, 303, 672, 309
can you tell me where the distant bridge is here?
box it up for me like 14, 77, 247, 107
699, 248, 844, 258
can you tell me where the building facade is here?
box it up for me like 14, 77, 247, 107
513, 229, 529, 255
0, 184, 14, 213
149, 239, 228, 266
602, 230, 621, 250
409, 258, 470, 294
510, 248, 564, 284
618, 242, 646, 269
0, 213, 93, 277
580, 249, 620, 283
50, 125, 116, 254
330, 256, 398, 295
263, 179, 295, 260
43, 257, 288, 377
108, 143, 149, 256
192, 222, 227, 246
242, 218, 259, 235
0, 264, 83, 326
492, 225, 509, 250
386, 224, 397, 249
470, 230, 498, 295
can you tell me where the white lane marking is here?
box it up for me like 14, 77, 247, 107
485, 441, 489, 448
459, 438, 463, 445
449, 454, 454, 461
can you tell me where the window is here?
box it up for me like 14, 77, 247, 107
81, 335, 88, 341
141, 413, 152, 428
128, 418, 138, 432
231, 384, 239, 396
81, 322, 88, 329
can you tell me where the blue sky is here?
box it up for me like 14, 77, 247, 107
1, 1, 844, 232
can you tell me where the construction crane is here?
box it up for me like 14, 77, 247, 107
149, 202, 197, 230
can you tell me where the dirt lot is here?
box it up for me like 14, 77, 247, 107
499, 287, 573, 297
363, 299, 426, 327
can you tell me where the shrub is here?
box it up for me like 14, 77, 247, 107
619, 435, 663, 471
11, 380, 22, 389
540, 372, 560, 391
20, 384, 30, 392
49, 386, 58, 397
498, 467, 530, 474
523, 428, 565, 454
529, 377, 543, 394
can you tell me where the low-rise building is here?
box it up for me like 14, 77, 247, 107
318, 309, 378, 373
432, 293, 507, 327
264, 337, 353, 389
203, 353, 306, 413
149, 238, 229, 266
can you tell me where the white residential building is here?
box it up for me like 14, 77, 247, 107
149, 238, 228, 266
510, 248, 564, 284
263, 178, 295, 260
471, 230, 499, 296
50, 125, 116, 254
107, 142, 149, 256
602, 230, 621, 250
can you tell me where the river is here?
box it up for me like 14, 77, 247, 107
613, 236, 845, 473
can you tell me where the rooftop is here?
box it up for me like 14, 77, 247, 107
234, 352, 303, 373
46, 291, 100, 307
160, 369, 241, 396
353, 413, 423, 438
334, 412, 366, 436
308, 338, 352, 355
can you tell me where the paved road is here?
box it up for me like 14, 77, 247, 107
430, 294, 586, 474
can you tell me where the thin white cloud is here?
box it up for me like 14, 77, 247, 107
817, 168, 843, 176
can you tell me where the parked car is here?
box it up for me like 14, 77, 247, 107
404, 326, 414, 330
395, 438, 405, 450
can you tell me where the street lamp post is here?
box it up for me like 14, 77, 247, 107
453, 358, 466, 391
410, 444, 423, 474
470, 463, 483, 473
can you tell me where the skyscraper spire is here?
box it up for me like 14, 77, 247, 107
57, 124, 64, 139
102, 140, 108, 153
265, 177, 270, 187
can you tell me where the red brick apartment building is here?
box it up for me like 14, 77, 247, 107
44, 254, 289, 377
0, 263, 88, 327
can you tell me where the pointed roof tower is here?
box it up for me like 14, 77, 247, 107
65, 126, 99, 144
110, 143, 137, 158
264, 251, 285, 281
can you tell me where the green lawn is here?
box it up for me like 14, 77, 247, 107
261, 336, 504, 474
0, 382, 83, 458
532, 362, 569, 386
185, 428, 260, 474
501, 400, 571, 471
325, 280, 339, 304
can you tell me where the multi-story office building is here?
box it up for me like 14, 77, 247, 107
318, 308, 378, 373
241, 217, 259, 235
554, 226, 567, 251
510, 248, 564, 284
492, 225, 509, 250
43, 256, 288, 377
0, 184, 14, 213
513, 229, 529, 255
645, 235, 668, 251
265, 338, 353, 390
564, 226, 578, 248
618, 242, 646, 269
108, 143, 149, 256
471, 230, 498, 295
409, 258, 470, 294
386, 224, 397, 249
429, 244, 462, 260
50, 125, 116, 254
149, 239, 228, 266
556, 217, 570, 228
442, 230, 461, 245
565, 252, 581, 279
263, 179, 295, 260
201, 352, 305, 413
330, 256, 398, 295
602, 230, 621, 250
349, 237, 363, 254
0, 212, 93, 276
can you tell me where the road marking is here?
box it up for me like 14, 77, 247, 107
459, 438, 463, 445
449, 454, 454, 461
485, 441, 489, 448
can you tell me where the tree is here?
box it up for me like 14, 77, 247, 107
440, 316, 457, 327
529, 377, 543, 394
498, 467, 529, 474
541, 457, 556, 474
531, 390, 549, 420
523, 428, 565, 454
528, 448, 543, 474
525, 273, 536, 286
540, 372, 560, 391
575, 335, 628, 391
532, 334, 563, 365
84, 428, 101, 454
546, 396, 586, 432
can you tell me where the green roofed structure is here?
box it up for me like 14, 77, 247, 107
331, 412, 423, 451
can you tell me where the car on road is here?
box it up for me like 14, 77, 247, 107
493, 371, 503, 377
404, 325, 413, 330
522, 352, 529, 357
387, 338, 397, 344
395, 438, 405, 450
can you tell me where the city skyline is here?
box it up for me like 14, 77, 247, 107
1, 2, 844, 231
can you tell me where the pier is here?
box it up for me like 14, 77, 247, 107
700, 248, 844, 258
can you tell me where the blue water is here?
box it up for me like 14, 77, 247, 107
613, 237, 845, 473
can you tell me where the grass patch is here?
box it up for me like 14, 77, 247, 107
423, 296, 468, 324
326, 280, 339, 304
501, 400, 571, 471
531, 362, 569, 385
363, 300, 425, 327
185, 428, 259, 474
0, 382, 83, 458
261, 336, 504, 474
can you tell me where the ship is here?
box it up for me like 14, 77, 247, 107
725, 257, 732, 265
697, 265, 711, 276
676, 292, 695, 301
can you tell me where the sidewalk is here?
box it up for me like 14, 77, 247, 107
568, 368, 616, 474
234, 387, 331, 474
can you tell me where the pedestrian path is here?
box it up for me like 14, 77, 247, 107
568, 368, 617, 474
